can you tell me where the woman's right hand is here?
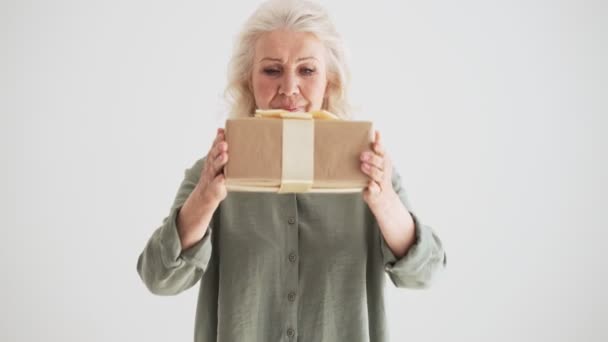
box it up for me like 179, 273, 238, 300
177, 128, 228, 250
196, 128, 229, 205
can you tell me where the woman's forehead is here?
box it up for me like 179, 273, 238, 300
254, 30, 325, 63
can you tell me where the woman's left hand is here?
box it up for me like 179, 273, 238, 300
360, 131, 417, 258
360, 130, 397, 208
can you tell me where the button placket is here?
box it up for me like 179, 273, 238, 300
284, 194, 299, 340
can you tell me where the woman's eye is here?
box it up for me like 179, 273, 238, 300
300, 67, 316, 76
263, 68, 280, 76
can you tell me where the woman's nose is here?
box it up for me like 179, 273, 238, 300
279, 74, 299, 96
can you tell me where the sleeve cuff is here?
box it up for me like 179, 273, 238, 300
158, 206, 213, 271
380, 211, 445, 288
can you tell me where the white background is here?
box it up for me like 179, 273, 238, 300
1, 0, 607, 341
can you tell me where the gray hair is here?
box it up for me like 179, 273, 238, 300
225, 0, 351, 119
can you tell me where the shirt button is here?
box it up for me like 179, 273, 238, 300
287, 291, 296, 302
288, 217, 296, 224
286, 328, 295, 337
288, 253, 297, 263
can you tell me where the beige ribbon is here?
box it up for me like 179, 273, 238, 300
254, 110, 339, 193
278, 119, 314, 193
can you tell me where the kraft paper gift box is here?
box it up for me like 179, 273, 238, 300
224, 110, 374, 193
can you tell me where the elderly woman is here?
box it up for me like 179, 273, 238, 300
137, 0, 446, 341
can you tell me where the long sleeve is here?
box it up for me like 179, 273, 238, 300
137, 157, 214, 295
379, 166, 447, 289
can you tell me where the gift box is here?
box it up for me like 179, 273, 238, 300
224, 110, 374, 193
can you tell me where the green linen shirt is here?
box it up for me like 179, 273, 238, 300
137, 156, 446, 342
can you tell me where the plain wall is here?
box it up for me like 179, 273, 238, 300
1, 0, 606, 341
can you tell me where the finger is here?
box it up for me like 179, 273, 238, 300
363, 179, 381, 199
373, 143, 386, 157
210, 128, 226, 148
208, 150, 228, 177
214, 132, 226, 150
214, 151, 229, 168
360, 152, 384, 171
206, 136, 222, 166
368, 180, 381, 195
211, 129, 224, 147
210, 140, 228, 160
373, 131, 385, 157
205, 141, 226, 178
361, 162, 384, 185
213, 172, 225, 184
373, 142, 385, 157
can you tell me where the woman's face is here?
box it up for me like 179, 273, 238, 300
251, 30, 329, 112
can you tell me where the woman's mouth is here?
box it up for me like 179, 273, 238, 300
274, 106, 304, 112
